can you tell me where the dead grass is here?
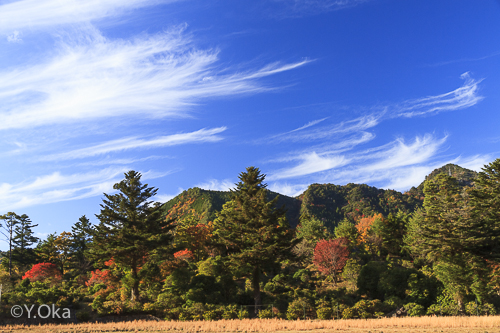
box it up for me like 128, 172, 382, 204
0, 316, 499, 332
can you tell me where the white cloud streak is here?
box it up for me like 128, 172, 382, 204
0, 167, 170, 211
395, 72, 483, 117
0, 0, 177, 34
196, 179, 235, 192
0, 168, 124, 211
0, 26, 309, 130
274, 0, 371, 17
268, 152, 347, 180
43, 127, 227, 161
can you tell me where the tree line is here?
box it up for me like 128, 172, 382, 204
0, 160, 499, 321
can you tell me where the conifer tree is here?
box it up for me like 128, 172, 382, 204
69, 215, 93, 277
468, 158, 500, 263
12, 214, 38, 269
91, 170, 175, 301
214, 167, 296, 310
0, 212, 21, 277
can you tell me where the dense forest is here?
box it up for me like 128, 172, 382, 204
0, 160, 499, 322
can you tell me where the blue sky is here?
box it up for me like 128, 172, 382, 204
0, 0, 499, 246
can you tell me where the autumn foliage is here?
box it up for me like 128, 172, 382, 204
174, 249, 194, 261
355, 213, 383, 244
313, 238, 350, 281
22, 263, 62, 282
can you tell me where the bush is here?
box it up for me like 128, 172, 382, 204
286, 297, 312, 320
203, 310, 218, 321
382, 296, 403, 312
238, 308, 249, 319
405, 302, 425, 317
316, 307, 333, 320
465, 301, 497, 316
258, 308, 273, 319
222, 304, 238, 319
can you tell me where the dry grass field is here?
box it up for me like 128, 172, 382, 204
0, 316, 499, 333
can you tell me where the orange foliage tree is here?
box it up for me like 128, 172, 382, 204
355, 213, 383, 253
313, 238, 350, 283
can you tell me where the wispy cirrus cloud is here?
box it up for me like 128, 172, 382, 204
265, 73, 485, 192
0, 25, 310, 130
43, 127, 227, 161
0, 167, 171, 211
266, 73, 481, 146
0, 168, 125, 211
395, 72, 483, 118
0, 0, 178, 34
196, 179, 235, 192
273, 0, 371, 17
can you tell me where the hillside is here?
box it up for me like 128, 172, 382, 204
297, 183, 422, 230
161, 187, 302, 227
160, 163, 478, 231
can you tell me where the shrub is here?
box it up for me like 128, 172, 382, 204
222, 305, 238, 319
203, 310, 218, 321
238, 308, 249, 319
286, 297, 312, 320
382, 296, 403, 312
23, 263, 62, 284
405, 302, 425, 317
316, 307, 333, 320
465, 301, 497, 316
258, 309, 273, 319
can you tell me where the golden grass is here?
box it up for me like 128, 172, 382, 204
0, 316, 500, 333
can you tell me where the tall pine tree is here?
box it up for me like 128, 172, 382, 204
90, 170, 175, 301
12, 214, 38, 270
468, 158, 500, 263
214, 167, 296, 310
69, 215, 93, 278
0, 212, 20, 277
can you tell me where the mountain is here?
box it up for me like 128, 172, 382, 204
160, 163, 477, 231
405, 163, 478, 197
161, 187, 301, 227
297, 183, 422, 230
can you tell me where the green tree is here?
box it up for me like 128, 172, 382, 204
372, 211, 408, 257
0, 212, 21, 277
213, 166, 296, 310
69, 215, 93, 277
90, 170, 175, 301
468, 158, 500, 263
12, 214, 39, 270
36, 233, 59, 263
407, 173, 487, 304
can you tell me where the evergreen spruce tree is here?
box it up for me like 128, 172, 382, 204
0, 212, 21, 277
468, 158, 500, 263
410, 173, 488, 303
90, 170, 175, 301
69, 215, 93, 277
214, 166, 296, 310
12, 214, 38, 270
36, 233, 61, 267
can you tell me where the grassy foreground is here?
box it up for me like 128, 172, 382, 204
0, 316, 500, 333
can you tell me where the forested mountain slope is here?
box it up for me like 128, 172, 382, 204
161, 187, 302, 227
161, 164, 477, 230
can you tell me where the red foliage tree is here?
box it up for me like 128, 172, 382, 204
173, 249, 194, 261
313, 238, 350, 283
22, 263, 62, 283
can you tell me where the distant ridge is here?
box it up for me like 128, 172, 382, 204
161, 163, 477, 230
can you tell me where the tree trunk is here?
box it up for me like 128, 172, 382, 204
8, 217, 12, 278
130, 260, 140, 301
252, 265, 261, 314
